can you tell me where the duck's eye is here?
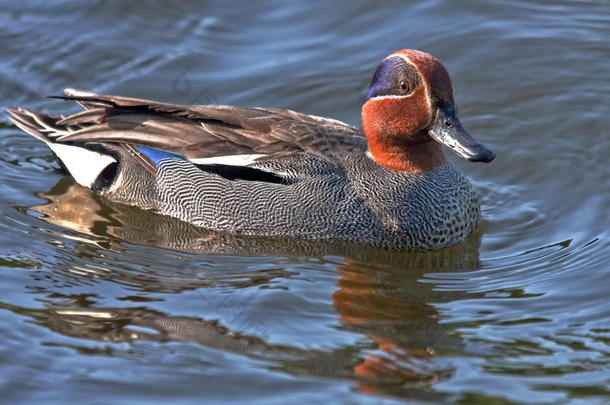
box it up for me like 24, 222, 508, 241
400, 81, 410, 92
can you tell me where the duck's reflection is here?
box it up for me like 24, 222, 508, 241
11, 177, 483, 398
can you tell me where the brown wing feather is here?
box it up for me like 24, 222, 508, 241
52, 89, 367, 162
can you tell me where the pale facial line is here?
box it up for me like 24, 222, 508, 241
383, 53, 433, 125
368, 93, 416, 101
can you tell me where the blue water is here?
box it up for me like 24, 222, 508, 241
1, 1, 609, 404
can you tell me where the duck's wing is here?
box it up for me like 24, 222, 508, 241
43, 89, 366, 166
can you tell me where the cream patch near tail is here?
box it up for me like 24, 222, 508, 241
47, 143, 116, 188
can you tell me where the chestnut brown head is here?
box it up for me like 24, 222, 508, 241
362, 49, 494, 172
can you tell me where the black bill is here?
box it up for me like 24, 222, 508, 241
428, 108, 495, 163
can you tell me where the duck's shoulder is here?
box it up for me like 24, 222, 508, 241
230, 107, 368, 161
248, 152, 349, 180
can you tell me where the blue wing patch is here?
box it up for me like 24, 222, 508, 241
136, 146, 186, 166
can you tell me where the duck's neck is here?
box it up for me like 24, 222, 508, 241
367, 137, 446, 172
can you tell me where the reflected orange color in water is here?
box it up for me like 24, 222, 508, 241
333, 261, 441, 394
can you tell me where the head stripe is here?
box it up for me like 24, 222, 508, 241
365, 55, 422, 101
386, 52, 433, 126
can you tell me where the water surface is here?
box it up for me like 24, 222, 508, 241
1, 1, 609, 404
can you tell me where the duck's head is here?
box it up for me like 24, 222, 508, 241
362, 49, 495, 172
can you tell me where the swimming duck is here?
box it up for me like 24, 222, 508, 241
6, 49, 494, 250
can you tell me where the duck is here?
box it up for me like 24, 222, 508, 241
6, 49, 494, 250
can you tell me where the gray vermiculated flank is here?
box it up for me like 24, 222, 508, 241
102, 149, 481, 251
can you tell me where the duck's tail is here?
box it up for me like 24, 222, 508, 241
6, 107, 117, 189
5, 106, 69, 143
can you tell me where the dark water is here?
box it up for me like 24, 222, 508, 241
1, 1, 609, 403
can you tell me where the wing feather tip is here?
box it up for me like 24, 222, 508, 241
64, 88, 96, 97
